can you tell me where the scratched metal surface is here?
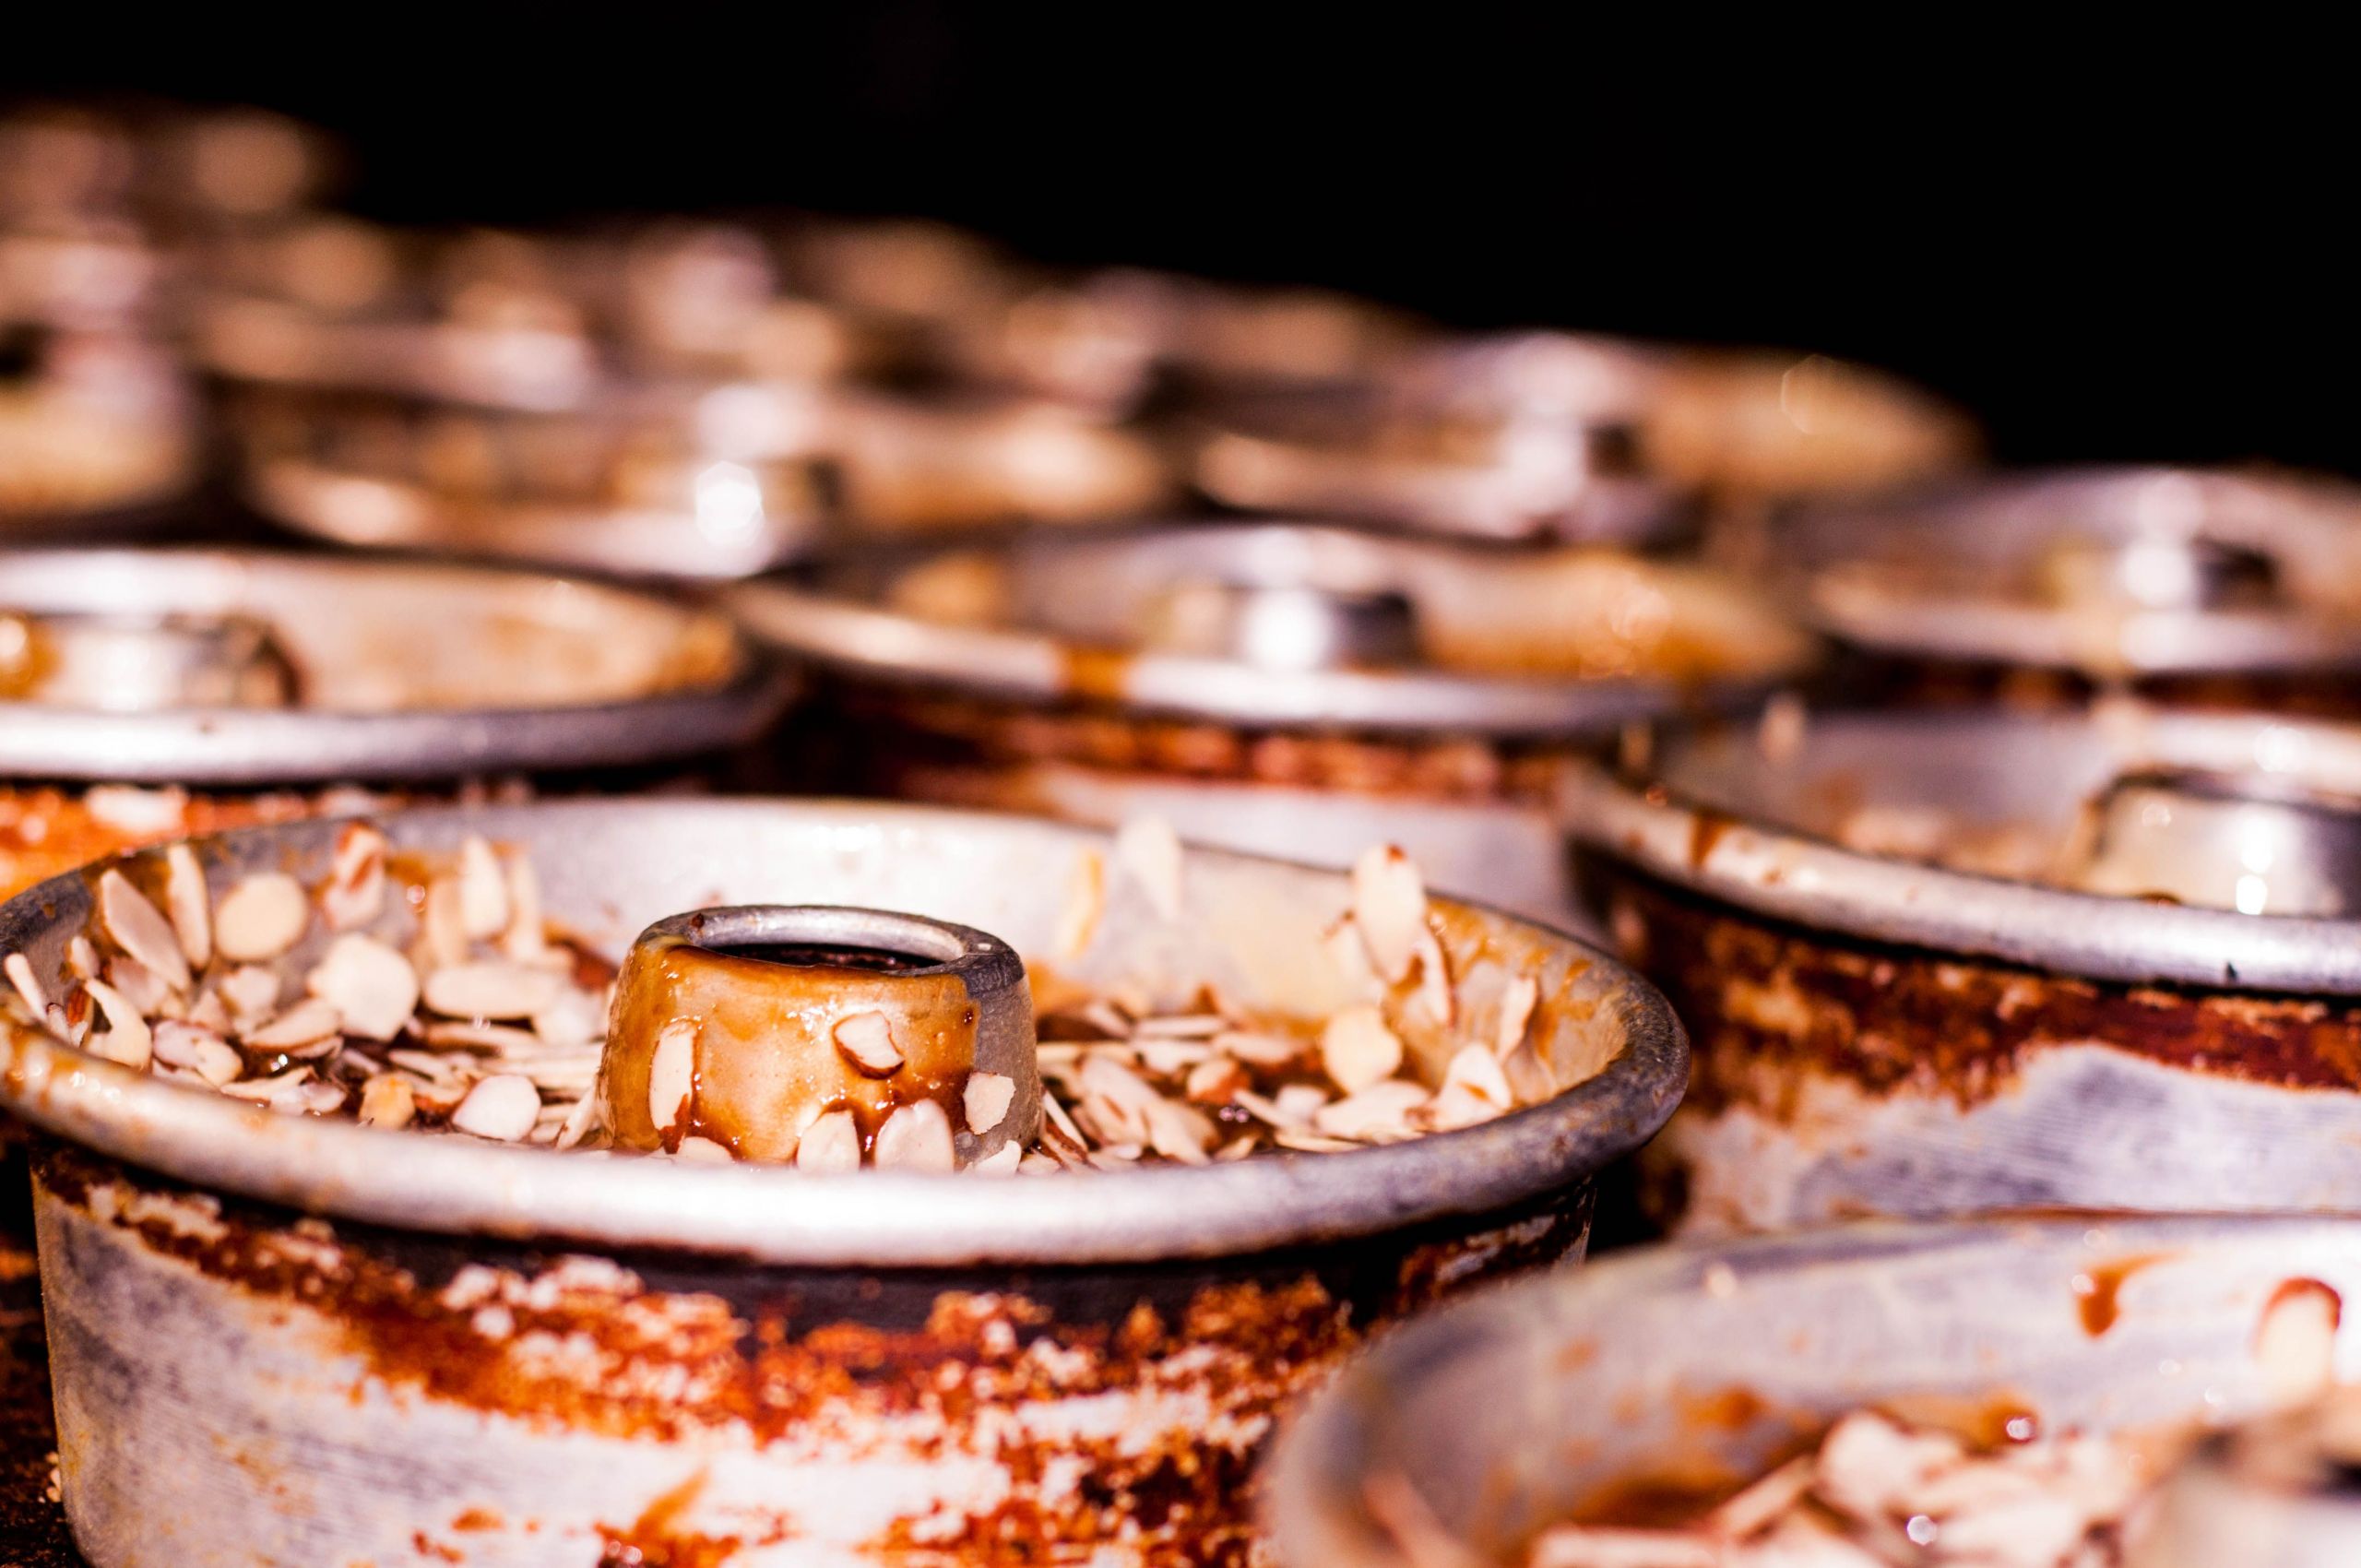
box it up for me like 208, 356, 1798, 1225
0, 1209, 83, 1568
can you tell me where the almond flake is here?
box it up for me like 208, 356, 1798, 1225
164, 844, 211, 969
1495, 974, 1539, 1060
1314, 1079, 1429, 1141
1411, 926, 1454, 1027
1323, 919, 1382, 998
1441, 1042, 1515, 1110
1143, 1097, 1216, 1163
964, 1071, 1015, 1134
648, 1017, 697, 1135
502, 853, 547, 961
99, 869, 191, 992
1321, 1004, 1403, 1093
873, 1099, 955, 1171
1213, 1029, 1302, 1067
552, 1087, 601, 1151
1115, 816, 1184, 920
215, 873, 309, 963
1055, 847, 1105, 959
423, 960, 563, 1020
217, 964, 281, 1023
833, 1010, 904, 1076
418, 876, 469, 970
673, 1135, 735, 1164
102, 956, 172, 1017
219, 1065, 313, 1104
81, 785, 186, 836
358, 1075, 417, 1129
1351, 844, 1427, 985
457, 836, 510, 938
1183, 1057, 1247, 1104
306, 934, 420, 1042
82, 979, 151, 1069
795, 1109, 861, 1172
321, 823, 387, 931
450, 1075, 540, 1141
973, 1141, 1023, 1175
5, 953, 46, 1015
65, 934, 98, 980
244, 1001, 342, 1051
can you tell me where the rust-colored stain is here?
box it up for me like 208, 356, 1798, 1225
35, 1143, 1585, 1568
2260, 1277, 2344, 1340
1598, 870, 2361, 1121
1672, 1384, 1769, 1432
599, 1467, 742, 1568
2072, 1253, 2172, 1337
1057, 645, 1133, 706
835, 686, 1577, 804
1686, 810, 1733, 871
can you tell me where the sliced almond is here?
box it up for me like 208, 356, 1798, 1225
1055, 847, 1105, 959
1143, 1097, 1216, 1164
423, 961, 563, 1021
502, 852, 547, 962
2256, 1279, 2343, 1406
306, 934, 420, 1042
217, 963, 282, 1024
1213, 1028, 1303, 1068
65, 934, 99, 980
964, 1070, 1015, 1134
795, 1109, 861, 1172
1410, 926, 1454, 1028
1495, 974, 1540, 1060
321, 823, 388, 932
81, 784, 187, 836
450, 1074, 541, 1141
1323, 918, 1382, 999
1423, 1044, 1516, 1133
152, 1017, 228, 1071
100, 869, 191, 992
417, 875, 469, 970
1320, 1004, 1403, 1094
214, 873, 309, 963
102, 955, 172, 1017
1351, 845, 1427, 985
1115, 816, 1184, 920
244, 1000, 343, 1051
5, 952, 47, 1015
81, 979, 152, 1070
648, 1017, 697, 1135
164, 844, 212, 969
358, 1074, 417, 1129
552, 1086, 601, 1151
1314, 1079, 1430, 1141
873, 1099, 955, 1172
1183, 1056, 1248, 1105
833, 1010, 904, 1076
670, 1134, 734, 1164
457, 836, 510, 939
973, 1141, 1023, 1175
219, 1065, 313, 1104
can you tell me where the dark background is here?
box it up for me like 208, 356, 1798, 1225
7, 10, 2348, 472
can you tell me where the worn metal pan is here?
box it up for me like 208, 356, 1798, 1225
729, 520, 1820, 927
1, 795, 1685, 1566
1563, 700, 2361, 1232
1267, 1213, 2361, 1568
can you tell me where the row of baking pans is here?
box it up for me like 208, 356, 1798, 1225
14, 98, 2361, 1568
7, 527, 2361, 1562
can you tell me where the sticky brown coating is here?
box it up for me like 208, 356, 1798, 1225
598, 934, 979, 1162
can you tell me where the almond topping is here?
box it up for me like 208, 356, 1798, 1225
449, 1075, 541, 1141
306, 935, 419, 1042
82, 979, 152, 1069
647, 1017, 697, 1135
833, 1010, 904, 1076
457, 835, 510, 939
964, 1070, 1016, 1134
795, 1109, 861, 1172
214, 873, 309, 963
423, 961, 563, 1021
358, 1075, 417, 1129
1320, 1004, 1403, 1094
873, 1099, 956, 1172
1351, 844, 1427, 985
164, 844, 212, 969
99, 870, 190, 992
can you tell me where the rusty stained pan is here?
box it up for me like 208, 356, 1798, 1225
1563, 701, 2361, 1233
1781, 466, 2361, 709
1265, 1213, 2361, 1568
0, 797, 1687, 1567
730, 521, 1820, 927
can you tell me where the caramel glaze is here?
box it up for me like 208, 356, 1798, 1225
599, 935, 978, 1162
